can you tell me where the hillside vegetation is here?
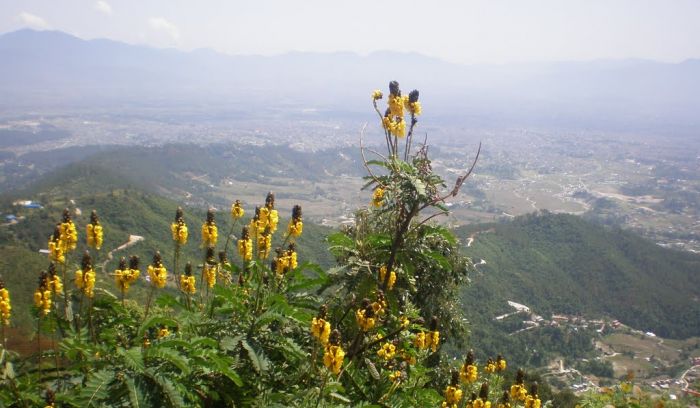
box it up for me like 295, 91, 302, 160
458, 212, 700, 342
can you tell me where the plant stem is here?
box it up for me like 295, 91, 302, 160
144, 285, 155, 320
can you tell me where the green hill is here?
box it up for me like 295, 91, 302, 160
457, 212, 700, 345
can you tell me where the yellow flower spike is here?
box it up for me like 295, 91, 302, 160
257, 232, 272, 259
287, 205, 303, 238
496, 354, 507, 372
59, 208, 78, 252
204, 264, 216, 288
147, 252, 167, 289
75, 251, 96, 298
355, 299, 376, 332
48, 226, 65, 264
443, 371, 463, 407
311, 316, 331, 345
378, 265, 396, 290
180, 262, 196, 295
524, 384, 540, 408
485, 357, 496, 374
86, 210, 104, 250
201, 208, 218, 248
413, 331, 427, 349
322, 330, 344, 375
388, 94, 405, 118
230, 200, 245, 219
237, 227, 253, 262
0, 280, 11, 325
371, 89, 383, 100
389, 370, 402, 383
34, 272, 52, 316
460, 350, 478, 383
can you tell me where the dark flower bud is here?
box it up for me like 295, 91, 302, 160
450, 370, 460, 386
175, 206, 184, 222
118, 257, 127, 270
90, 210, 99, 224
389, 81, 400, 96
408, 89, 419, 103
185, 262, 193, 276
129, 255, 140, 270
479, 382, 489, 399
81, 251, 92, 270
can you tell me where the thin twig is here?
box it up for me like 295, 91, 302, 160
407, 210, 450, 236
360, 123, 381, 185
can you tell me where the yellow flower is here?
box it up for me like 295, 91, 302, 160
427, 330, 440, 352
413, 332, 427, 349
180, 274, 196, 295
510, 384, 527, 402
48, 235, 65, 264
524, 395, 540, 408
75, 268, 96, 298
355, 308, 376, 332
496, 355, 506, 371
0, 286, 11, 325
311, 317, 331, 345
388, 94, 405, 118
257, 233, 272, 259
389, 370, 402, 382
377, 342, 396, 360
147, 252, 167, 289
205, 264, 216, 288
485, 358, 496, 374
460, 364, 478, 384
60, 221, 78, 252
49, 275, 63, 295
238, 237, 252, 262
230, 200, 245, 219
323, 345, 345, 375
288, 205, 303, 237
34, 289, 52, 316
371, 187, 384, 207
287, 220, 303, 237
201, 223, 218, 247
86, 223, 103, 250
473, 399, 491, 408
157, 327, 170, 338
378, 266, 396, 290
444, 385, 463, 405
171, 221, 188, 245
372, 89, 383, 100
408, 101, 422, 116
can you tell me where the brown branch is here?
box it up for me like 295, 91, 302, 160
407, 210, 449, 236
425, 142, 481, 209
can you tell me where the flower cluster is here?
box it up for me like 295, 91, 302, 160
59, 208, 78, 252
86, 210, 104, 250
75, 251, 96, 298
33, 272, 52, 316
171, 207, 188, 245
287, 205, 303, 237
147, 252, 167, 288
371, 187, 384, 207
237, 226, 253, 262
48, 226, 65, 264
378, 265, 396, 290
273, 243, 297, 276
442, 372, 463, 408
201, 209, 218, 248
230, 199, 245, 220
115, 256, 140, 292
47, 263, 63, 295
413, 317, 440, 352
322, 329, 345, 375
310, 305, 331, 345
180, 262, 196, 295
355, 299, 377, 332
460, 350, 478, 383
0, 279, 11, 325
379, 81, 421, 139
204, 249, 217, 288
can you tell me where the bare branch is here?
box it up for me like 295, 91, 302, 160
430, 142, 481, 205
360, 123, 382, 184
407, 210, 449, 236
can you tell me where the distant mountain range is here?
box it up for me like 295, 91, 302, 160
2, 29, 699, 130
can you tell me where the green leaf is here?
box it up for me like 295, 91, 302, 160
138, 316, 179, 338
240, 339, 269, 373
146, 347, 191, 375
118, 347, 145, 373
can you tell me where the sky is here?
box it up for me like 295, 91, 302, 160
1, 0, 699, 64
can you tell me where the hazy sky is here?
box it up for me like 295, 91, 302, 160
1, 0, 699, 64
